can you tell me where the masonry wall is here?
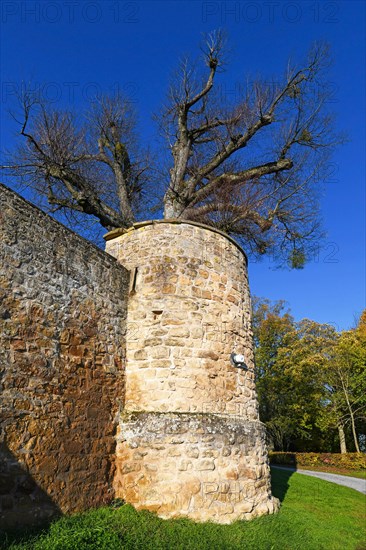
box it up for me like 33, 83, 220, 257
105, 221, 279, 523
105, 221, 257, 416
0, 184, 129, 529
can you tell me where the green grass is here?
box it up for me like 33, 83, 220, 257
2, 469, 365, 550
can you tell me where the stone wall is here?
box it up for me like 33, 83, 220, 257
0, 184, 129, 529
114, 412, 273, 522
105, 221, 256, 416
105, 221, 279, 523
0, 185, 278, 528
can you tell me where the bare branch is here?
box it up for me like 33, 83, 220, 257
2, 38, 341, 267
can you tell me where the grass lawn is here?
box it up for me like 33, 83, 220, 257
1, 469, 365, 550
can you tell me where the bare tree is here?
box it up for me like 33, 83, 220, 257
161, 33, 342, 264
2, 32, 342, 265
2, 94, 151, 231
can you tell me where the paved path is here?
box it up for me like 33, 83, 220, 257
271, 465, 366, 494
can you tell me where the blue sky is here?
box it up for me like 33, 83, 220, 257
0, 0, 365, 330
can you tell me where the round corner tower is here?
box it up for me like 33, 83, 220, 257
105, 220, 279, 523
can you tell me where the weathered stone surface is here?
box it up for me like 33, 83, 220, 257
113, 412, 279, 523
0, 184, 129, 529
1, 189, 278, 527
105, 221, 257, 417
106, 221, 279, 523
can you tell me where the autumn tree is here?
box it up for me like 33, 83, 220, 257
253, 300, 336, 451
253, 298, 366, 452
2, 33, 341, 265
321, 318, 366, 453
273, 319, 338, 451
252, 297, 300, 450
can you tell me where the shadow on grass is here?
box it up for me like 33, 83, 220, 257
1, 462, 296, 549
0, 520, 54, 550
0, 443, 61, 549
270, 465, 295, 502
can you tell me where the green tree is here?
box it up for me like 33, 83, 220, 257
321, 318, 366, 452
274, 319, 338, 451
253, 298, 366, 453
252, 297, 300, 450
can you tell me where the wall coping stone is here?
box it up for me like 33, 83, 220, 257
103, 219, 248, 264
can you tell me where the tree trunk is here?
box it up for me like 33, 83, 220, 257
338, 424, 347, 454
339, 370, 361, 453
349, 411, 360, 452
163, 194, 181, 219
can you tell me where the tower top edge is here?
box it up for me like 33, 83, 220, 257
103, 219, 247, 264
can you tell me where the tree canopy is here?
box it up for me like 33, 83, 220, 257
252, 297, 366, 452
2, 33, 342, 266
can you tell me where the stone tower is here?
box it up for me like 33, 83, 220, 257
105, 220, 279, 524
